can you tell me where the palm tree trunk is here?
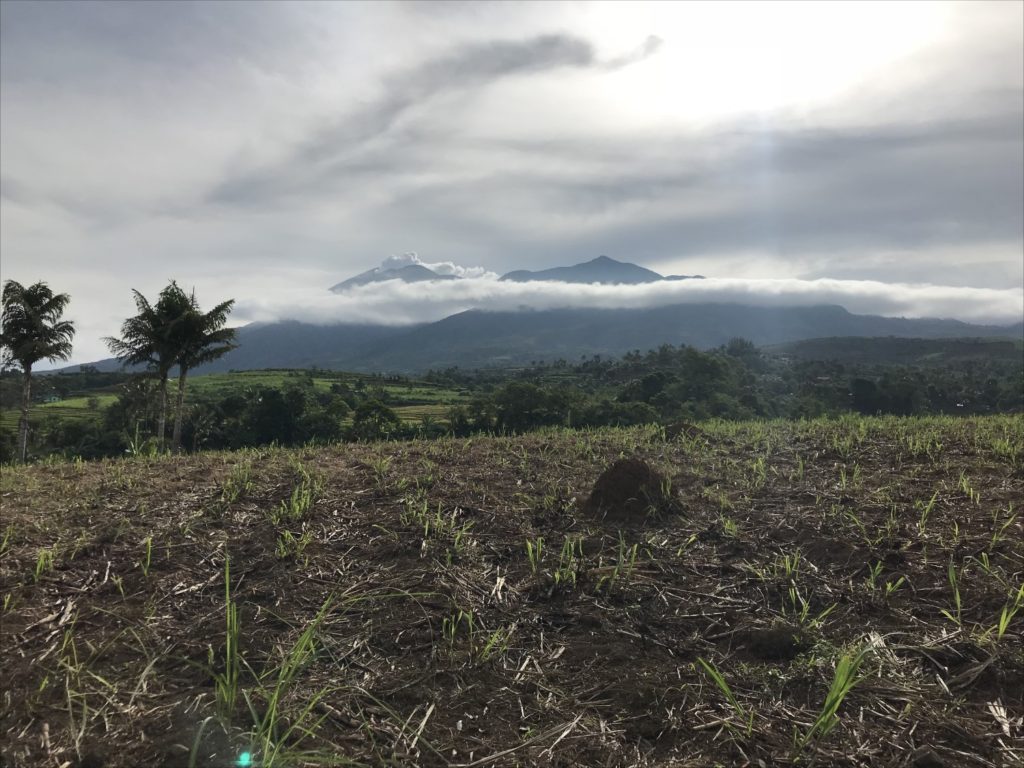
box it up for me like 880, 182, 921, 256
17, 365, 32, 463
172, 367, 189, 453
156, 373, 168, 449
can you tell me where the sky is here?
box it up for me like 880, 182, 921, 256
1, 0, 1022, 365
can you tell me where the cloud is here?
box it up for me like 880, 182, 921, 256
206, 32, 661, 208
603, 34, 663, 69
368, 112, 1023, 284
235, 275, 1024, 328
378, 252, 496, 279
2, 0, 1022, 369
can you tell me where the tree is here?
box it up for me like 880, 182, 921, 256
494, 381, 574, 432
349, 399, 401, 441
103, 375, 162, 451
170, 290, 236, 451
105, 282, 194, 449
1, 280, 76, 462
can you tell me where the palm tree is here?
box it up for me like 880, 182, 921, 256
1, 280, 76, 462
105, 282, 194, 449
170, 291, 236, 451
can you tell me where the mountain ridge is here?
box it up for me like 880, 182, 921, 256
498, 255, 705, 284
58, 303, 1023, 376
330, 263, 456, 292
500, 255, 663, 284
329, 255, 705, 290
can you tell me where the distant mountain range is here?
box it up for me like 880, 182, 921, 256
65, 303, 1023, 375
57, 256, 1020, 375
499, 255, 703, 284
329, 255, 703, 290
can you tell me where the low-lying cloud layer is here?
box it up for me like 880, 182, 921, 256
236, 276, 1024, 328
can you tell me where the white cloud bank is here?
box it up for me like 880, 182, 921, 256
236, 276, 1024, 328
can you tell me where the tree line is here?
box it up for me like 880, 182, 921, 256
1, 279, 235, 461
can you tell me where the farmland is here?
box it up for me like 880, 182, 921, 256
3, 336, 1020, 462
0, 394, 118, 431
182, 370, 469, 425
1, 415, 1021, 766
0, 370, 469, 457
1, 370, 468, 428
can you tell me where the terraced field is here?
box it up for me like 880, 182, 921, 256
0, 395, 118, 430
1, 369, 469, 437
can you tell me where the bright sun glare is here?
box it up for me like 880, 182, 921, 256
584, 1, 950, 123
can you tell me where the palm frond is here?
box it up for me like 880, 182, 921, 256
1, 279, 76, 369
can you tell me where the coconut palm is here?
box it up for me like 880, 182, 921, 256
1, 280, 76, 462
170, 291, 236, 451
105, 282, 194, 449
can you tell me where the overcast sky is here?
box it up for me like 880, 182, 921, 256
2, 0, 1022, 364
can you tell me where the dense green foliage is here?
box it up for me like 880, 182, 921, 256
1, 336, 1021, 461
0, 280, 76, 461
433, 337, 1023, 431
104, 281, 237, 451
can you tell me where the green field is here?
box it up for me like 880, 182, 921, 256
187, 370, 469, 411
0, 394, 118, 430
2, 369, 470, 431
186, 369, 460, 395
185, 370, 469, 425
390, 403, 453, 423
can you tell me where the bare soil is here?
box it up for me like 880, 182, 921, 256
1, 417, 1022, 767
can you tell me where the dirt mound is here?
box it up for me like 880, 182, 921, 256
584, 457, 674, 524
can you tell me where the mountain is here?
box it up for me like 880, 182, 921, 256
500, 255, 668, 284
330, 264, 456, 292
61, 322, 412, 374
334, 255, 703, 289
340, 304, 1022, 372
60, 304, 1022, 376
